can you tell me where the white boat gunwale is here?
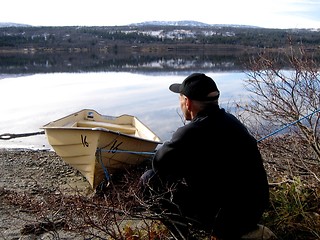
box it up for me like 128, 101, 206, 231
42, 126, 162, 145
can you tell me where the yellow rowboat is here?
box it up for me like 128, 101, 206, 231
42, 109, 162, 189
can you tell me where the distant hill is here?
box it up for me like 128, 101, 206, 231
0, 22, 31, 27
131, 20, 211, 27
1, 20, 317, 30
0, 20, 260, 29
130, 20, 260, 28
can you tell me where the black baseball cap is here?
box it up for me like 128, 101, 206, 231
169, 73, 220, 101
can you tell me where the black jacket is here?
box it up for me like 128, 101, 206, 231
152, 105, 270, 237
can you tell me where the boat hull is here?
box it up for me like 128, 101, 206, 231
42, 109, 161, 189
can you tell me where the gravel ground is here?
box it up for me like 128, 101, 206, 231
0, 148, 92, 239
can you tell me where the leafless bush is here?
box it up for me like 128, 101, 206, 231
235, 45, 320, 185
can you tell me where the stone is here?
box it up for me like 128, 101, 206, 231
241, 224, 277, 239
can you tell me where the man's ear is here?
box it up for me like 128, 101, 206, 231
185, 97, 192, 111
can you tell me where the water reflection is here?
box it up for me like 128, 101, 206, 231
0, 71, 248, 149
0, 52, 248, 74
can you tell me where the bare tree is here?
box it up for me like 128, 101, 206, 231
237, 45, 320, 183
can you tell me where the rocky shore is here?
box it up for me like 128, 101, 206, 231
0, 148, 91, 239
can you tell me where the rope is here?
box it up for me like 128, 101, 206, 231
99, 149, 156, 155
0, 131, 45, 140
96, 148, 111, 182
96, 148, 154, 183
257, 108, 320, 142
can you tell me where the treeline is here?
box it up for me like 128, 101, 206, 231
0, 25, 320, 52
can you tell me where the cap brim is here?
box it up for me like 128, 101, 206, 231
169, 83, 181, 93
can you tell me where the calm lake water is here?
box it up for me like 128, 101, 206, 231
0, 71, 249, 150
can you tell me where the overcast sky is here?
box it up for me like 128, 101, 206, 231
1, 0, 320, 29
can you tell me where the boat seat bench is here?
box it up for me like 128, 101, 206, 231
77, 120, 136, 134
